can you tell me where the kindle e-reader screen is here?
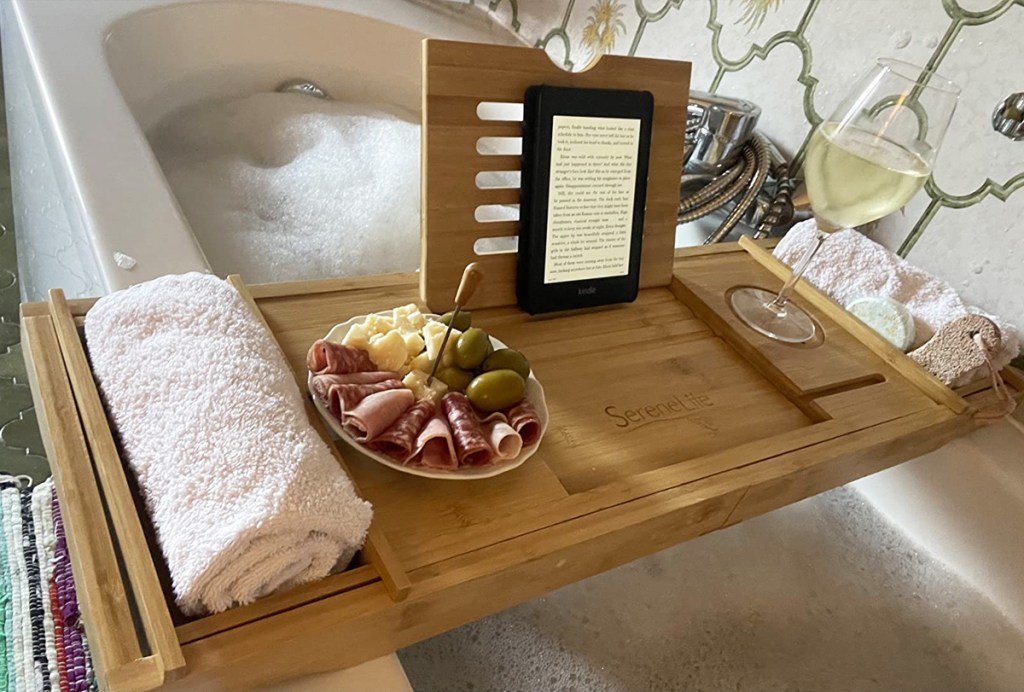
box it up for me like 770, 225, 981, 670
518, 86, 653, 314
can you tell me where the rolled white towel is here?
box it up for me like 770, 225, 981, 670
84, 272, 372, 615
775, 221, 1019, 386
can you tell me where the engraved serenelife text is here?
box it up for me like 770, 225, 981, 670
604, 392, 715, 429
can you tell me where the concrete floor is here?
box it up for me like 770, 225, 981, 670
0, 50, 49, 484
399, 486, 1024, 691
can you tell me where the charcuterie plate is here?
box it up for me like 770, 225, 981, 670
308, 313, 549, 480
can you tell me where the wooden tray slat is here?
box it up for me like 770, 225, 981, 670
46, 290, 187, 683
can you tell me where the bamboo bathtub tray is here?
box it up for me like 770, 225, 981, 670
20, 241, 1021, 691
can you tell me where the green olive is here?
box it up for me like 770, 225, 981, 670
455, 327, 492, 370
436, 366, 474, 393
466, 369, 526, 412
482, 348, 531, 380
439, 310, 472, 331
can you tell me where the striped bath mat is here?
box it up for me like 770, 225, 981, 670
0, 477, 96, 691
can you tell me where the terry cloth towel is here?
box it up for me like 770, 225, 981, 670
775, 221, 1020, 386
84, 272, 373, 615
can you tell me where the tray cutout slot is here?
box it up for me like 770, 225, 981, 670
476, 136, 522, 155
475, 170, 521, 189
474, 236, 519, 255
475, 203, 519, 223
803, 373, 887, 400
477, 101, 524, 121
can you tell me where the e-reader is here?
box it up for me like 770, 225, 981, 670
517, 85, 654, 314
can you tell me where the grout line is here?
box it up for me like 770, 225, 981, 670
898, 197, 943, 257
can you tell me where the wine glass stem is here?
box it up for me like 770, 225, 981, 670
767, 227, 829, 310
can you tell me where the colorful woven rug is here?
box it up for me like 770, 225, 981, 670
0, 477, 96, 691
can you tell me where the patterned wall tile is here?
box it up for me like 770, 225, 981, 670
928, 5, 1024, 199
567, 0, 641, 68
714, 40, 810, 156
906, 192, 1024, 327
868, 191, 933, 251
1, 28, 50, 483
709, 0, 813, 67
630, 1, 718, 91
803, 3, 950, 135
952, 0, 1012, 11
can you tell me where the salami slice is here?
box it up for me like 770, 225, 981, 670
344, 388, 415, 442
442, 393, 493, 466
313, 371, 399, 387
369, 400, 436, 461
407, 414, 457, 469
311, 375, 404, 419
307, 339, 376, 375
507, 400, 542, 447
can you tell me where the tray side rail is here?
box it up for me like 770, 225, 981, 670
20, 312, 166, 692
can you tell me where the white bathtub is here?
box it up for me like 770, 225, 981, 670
3, 0, 1022, 680
1, 0, 516, 301
855, 420, 1024, 631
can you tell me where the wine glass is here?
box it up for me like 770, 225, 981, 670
730, 58, 961, 343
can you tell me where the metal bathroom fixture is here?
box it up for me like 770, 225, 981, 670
680, 91, 804, 243
992, 92, 1024, 141
275, 78, 333, 100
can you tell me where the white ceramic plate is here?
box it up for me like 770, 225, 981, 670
308, 313, 548, 480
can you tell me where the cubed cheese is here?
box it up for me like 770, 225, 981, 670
403, 332, 425, 356
402, 370, 448, 403
363, 313, 396, 338
341, 323, 371, 352
366, 330, 408, 372
423, 321, 460, 362
393, 304, 427, 334
408, 352, 433, 373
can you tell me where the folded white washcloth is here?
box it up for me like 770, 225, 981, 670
85, 272, 372, 615
774, 221, 1020, 386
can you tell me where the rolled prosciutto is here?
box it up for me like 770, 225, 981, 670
482, 419, 523, 460
307, 340, 376, 375
410, 414, 458, 470
344, 388, 415, 442
507, 400, 542, 447
442, 393, 493, 466
369, 400, 436, 461
311, 375, 404, 419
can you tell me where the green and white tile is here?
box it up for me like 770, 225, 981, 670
631, 1, 719, 91
477, 0, 1024, 326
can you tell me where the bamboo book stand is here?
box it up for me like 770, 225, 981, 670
419, 39, 690, 310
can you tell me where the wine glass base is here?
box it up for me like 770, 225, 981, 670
729, 287, 818, 344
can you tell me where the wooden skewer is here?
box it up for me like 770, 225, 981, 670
427, 262, 484, 385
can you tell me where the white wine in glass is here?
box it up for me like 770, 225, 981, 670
730, 59, 960, 343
